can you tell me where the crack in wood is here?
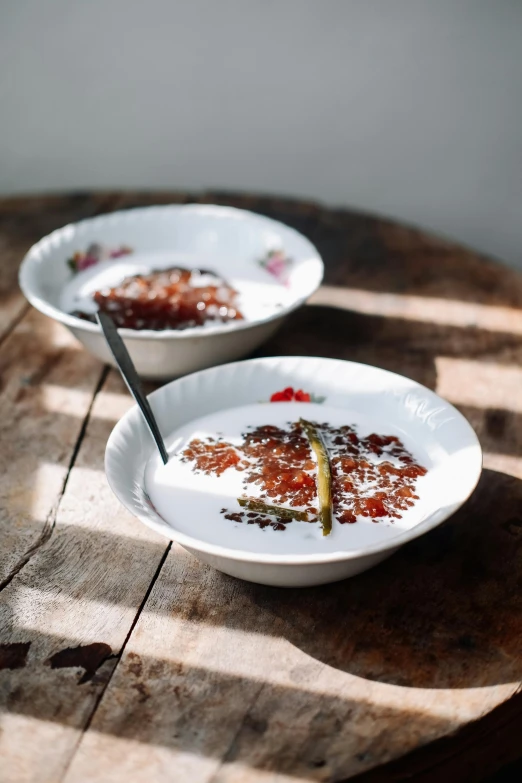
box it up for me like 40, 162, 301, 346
0, 364, 109, 594
58, 541, 173, 782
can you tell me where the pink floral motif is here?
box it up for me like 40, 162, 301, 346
258, 249, 292, 285
67, 243, 132, 273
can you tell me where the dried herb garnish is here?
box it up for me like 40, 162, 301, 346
237, 497, 310, 522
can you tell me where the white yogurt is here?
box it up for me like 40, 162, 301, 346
59, 252, 292, 324
144, 402, 433, 557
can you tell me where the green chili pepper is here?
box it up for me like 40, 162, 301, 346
299, 418, 333, 536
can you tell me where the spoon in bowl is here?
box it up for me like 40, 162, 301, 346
96, 311, 169, 464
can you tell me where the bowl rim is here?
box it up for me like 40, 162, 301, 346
105, 355, 483, 566
18, 203, 324, 340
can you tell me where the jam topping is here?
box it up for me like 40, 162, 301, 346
181, 420, 427, 531
241, 423, 317, 510
181, 438, 244, 476
322, 424, 427, 522
73, 266, 243, 330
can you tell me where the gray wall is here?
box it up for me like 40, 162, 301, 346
2, 0, 522, 266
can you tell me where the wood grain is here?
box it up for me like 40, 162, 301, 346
0, 310, 103, 585
0, 193, 134, 583
0, 371, 168, 783
1, 191, 522, 782
63, 468, 522, 783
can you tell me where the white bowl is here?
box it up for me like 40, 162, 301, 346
18, 204, 323, 379
105, 356, 482, 587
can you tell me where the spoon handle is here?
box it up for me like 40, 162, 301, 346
96, 311, 169, 465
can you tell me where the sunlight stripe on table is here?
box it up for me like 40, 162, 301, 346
483, 452, 522, 480
41, 384, 132, 421
310, 286, 522, 334
12, 590, 514, 724
0, 714, 78, 783
435, 357, 522, 413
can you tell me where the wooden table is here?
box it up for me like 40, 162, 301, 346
1, 192, 522, 783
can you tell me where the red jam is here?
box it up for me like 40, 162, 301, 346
241, 424, 317, 511
324, 424, 427, 522
181, 438, 244, 476
181, 420, 427, 530
73, 266, 243, 330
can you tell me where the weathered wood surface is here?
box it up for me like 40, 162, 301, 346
1, 192, 522, 783
0, 370, 168, 781
0, 311, 102, 585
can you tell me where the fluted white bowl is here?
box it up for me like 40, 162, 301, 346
19, 204, 323, 379
105, 356, 482, 587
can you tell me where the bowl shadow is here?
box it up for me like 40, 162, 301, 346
248, 467, 522, 689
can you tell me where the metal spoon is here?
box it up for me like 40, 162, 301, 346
96, 311, 169, 464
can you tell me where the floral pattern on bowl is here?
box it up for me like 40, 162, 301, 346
67, 243, 133, 273
258, 250, 293, 285
20, 204, 324, 379
270, 387, 325, 403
